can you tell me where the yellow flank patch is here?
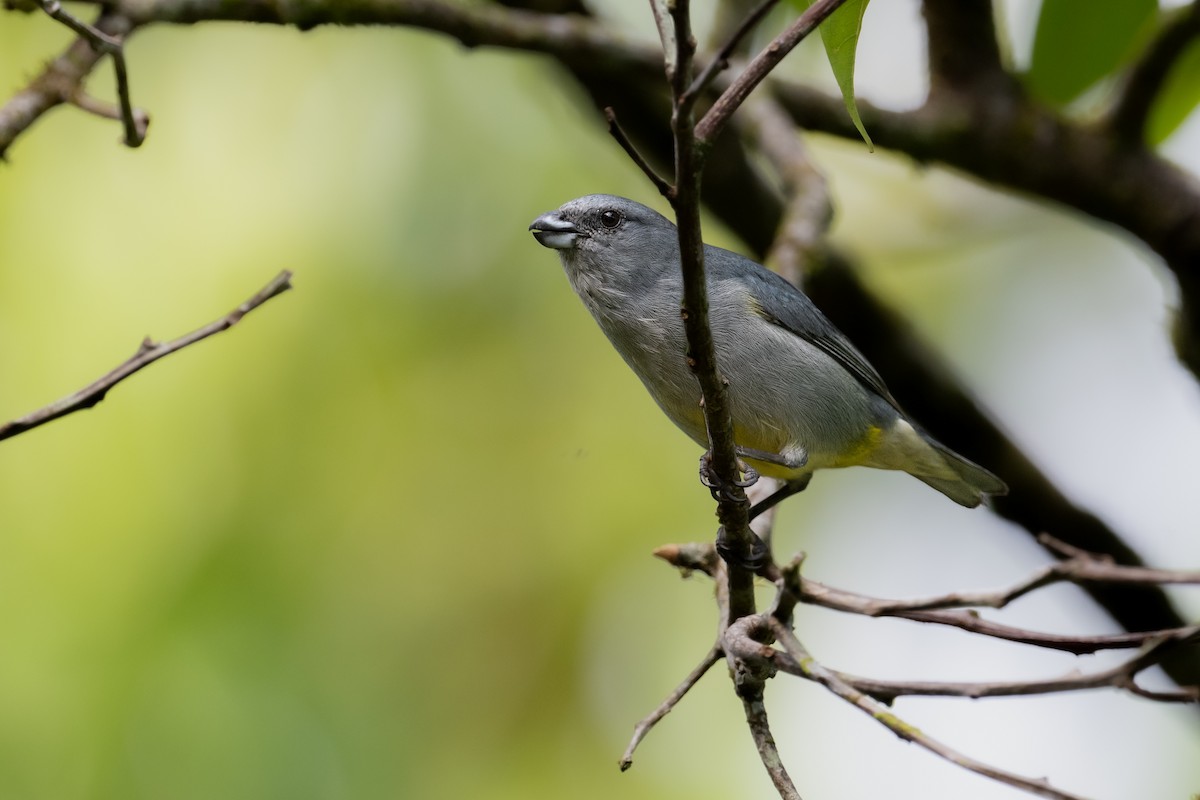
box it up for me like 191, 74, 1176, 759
830, 424, 883, 468
746, 293, 771, 323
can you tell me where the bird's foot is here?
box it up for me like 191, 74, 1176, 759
699, 450, 760, 500
716, 526, 771, 572
735, 445, 808, 471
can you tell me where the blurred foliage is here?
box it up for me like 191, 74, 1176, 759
1, 5, 1199, 800
1027, 0, 1157, 105
1148, 36, 1200, 143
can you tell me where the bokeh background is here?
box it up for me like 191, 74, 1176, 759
2, 1, 1198, 798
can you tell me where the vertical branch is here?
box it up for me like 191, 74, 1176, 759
663, 0, 759, 621
742, 691, 803, 800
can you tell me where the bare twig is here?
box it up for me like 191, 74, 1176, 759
1, 0, 664, 157
647, 0, 677, 78
0, 271, 294, 443
69, 86, 150, 140
798, 632, 1200, 704
604, 107, 672, 198
620, 644, 724, 770
742, 691, 803, 800
683, 0, 779, 106
1037, 533, 1200, 584
837, 550, 1200, 617
694, 0, 849, 146
765, 619, 1091, 800
36, 0, 146, 146
661, 541, 1200, 655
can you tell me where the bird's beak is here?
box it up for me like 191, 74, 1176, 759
529, 212, 580, 250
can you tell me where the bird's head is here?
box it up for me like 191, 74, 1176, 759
529, 195, 679, 288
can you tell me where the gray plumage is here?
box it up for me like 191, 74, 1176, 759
529, 194, 1006, 507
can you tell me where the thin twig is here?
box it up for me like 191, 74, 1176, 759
604, 107, 672, 199
780, 535, 1200, 616
36, 0, 146, 146
742, 691, 803, 800
766, 619, 1092, 800
620, 644, 724, 770
0, 271, 294, 443
694, 0, 848, 146
660, 541, 1200, 655
1038, 533, 1200, 584
789, 632, 1200, 704
647, 0, 677, 79
69, 87, 150, 141
1107, 1, 1200, 144
683, 0, 780, 108
37, 0, 120, 47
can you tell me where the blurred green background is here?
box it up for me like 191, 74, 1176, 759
2, 2, 1199, 799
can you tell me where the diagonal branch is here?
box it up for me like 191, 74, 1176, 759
765, 618, 1091, 800
683, 0, 779, 106
809, 632, 1200, 704
660, 541, 1200, 656
35, 0, 147, 146
1108, 1, 1200, 145
741, 690, 802, 800
1, 0, 664, 158
0, 11, 134, 158
694, 0, 849, 146
619, 644, 724, 770
605, 107, 673, 197
0, 270, 294, 443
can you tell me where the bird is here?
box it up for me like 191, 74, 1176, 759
529, 194, 1006, 562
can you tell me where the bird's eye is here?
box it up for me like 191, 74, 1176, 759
599, 209, 623, 229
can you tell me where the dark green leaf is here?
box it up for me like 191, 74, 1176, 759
1029, 0, 1158, 106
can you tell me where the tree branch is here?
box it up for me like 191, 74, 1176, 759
765, 618, 1092, 800
619, 644, 723, 771
659, 541, 1200, 657
817, 634, 1200, 704
0, 0, 663, 158
35, 0, 146, 146
1108, 1, 1200, 145
694, 0, 849, 146
771, 79, 1200, 375
683, 0, 778, 106
921, 0, 1013, 98
0, 270, 294, 443
741, 689, 802, 800
0, 11, 135, 158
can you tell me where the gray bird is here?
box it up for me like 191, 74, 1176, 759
529, 195, 1006, 536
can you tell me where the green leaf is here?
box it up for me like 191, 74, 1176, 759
1028, 0, 1158, 106
790, 0, 873, 149
1147, 38, 1200, 145
818, 0, 873, 150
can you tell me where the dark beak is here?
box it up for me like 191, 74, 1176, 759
529, 212, 580, 250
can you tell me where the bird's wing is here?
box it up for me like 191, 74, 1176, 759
724, 250, 902, 410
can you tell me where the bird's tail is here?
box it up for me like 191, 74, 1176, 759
914, 438, 1008, 508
